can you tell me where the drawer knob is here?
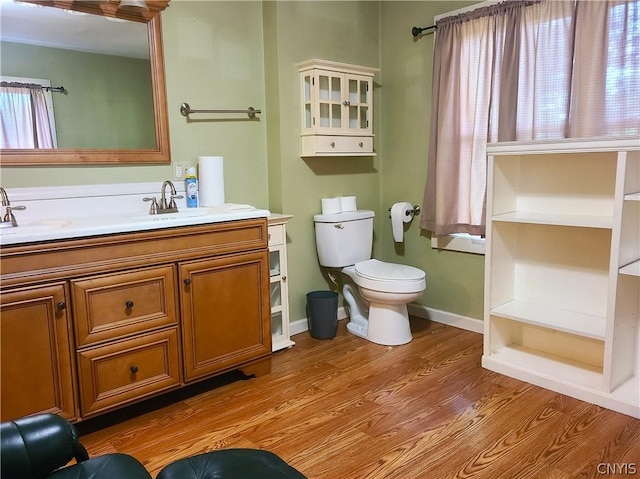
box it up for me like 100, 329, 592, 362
125, 300, 135, 309
359, 142, 363, 147
130, 365, 139, 374
56, 302, 66, 311
184, 278, 192, 286
330, 142, 336, 148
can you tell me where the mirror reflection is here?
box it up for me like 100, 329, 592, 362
1, 1, 154, 150
0, 0, 170, 165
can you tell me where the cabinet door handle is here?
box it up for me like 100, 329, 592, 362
343, 100, 351, 107
282, 276, 287, 282
56, 302, 66, 311
130, 365, 139, 374
125, 300, 135, 309
184, 278, 192, 286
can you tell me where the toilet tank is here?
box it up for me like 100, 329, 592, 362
313, 210, 375, 267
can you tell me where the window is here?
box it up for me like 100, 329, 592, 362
0, 76, 58, 148
422, 0, 640, 248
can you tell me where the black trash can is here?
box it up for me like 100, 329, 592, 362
306, 290, 338, 339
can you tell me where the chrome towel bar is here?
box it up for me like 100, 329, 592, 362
180, 103, 262, 119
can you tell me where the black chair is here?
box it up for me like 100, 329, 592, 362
0, 413, 151, 479
1, 413, 307, 479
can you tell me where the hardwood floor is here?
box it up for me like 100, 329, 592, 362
77, 318, 640, 478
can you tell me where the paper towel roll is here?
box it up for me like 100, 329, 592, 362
340, 196, 357, 212
198, 156, 225, 206
391, 202, 413, 243
321, 197, 342, 214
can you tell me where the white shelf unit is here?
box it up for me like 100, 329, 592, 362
484, 137, 640, 418
268, 214, 295, 352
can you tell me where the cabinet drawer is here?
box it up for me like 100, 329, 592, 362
72, 265, 177, 347
302, 135, 373, 156
268, 224, 284, 246
77, 328, 181, 417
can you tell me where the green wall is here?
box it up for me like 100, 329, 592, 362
379, 1, 485, 320
263, 1, 382, 322
0, 0, 485, 324
1, 42, 155, 149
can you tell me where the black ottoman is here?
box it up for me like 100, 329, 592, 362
156, 449, 307, 479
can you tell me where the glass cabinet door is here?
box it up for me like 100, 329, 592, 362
315, 70, 343, 130
346, 74, 372, 133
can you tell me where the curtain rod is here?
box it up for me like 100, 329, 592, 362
0, 81, 67, 93
412, 25, 436, 37
43, 86, 67, 94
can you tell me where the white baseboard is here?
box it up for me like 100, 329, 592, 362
407, 303, 484, 334
290, 304, 483, 337
290, 307, 348, 336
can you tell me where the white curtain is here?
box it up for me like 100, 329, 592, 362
0, 83, 55, 149
421, 0, 640, 236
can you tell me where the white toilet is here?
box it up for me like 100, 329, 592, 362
314, 210, 426, 346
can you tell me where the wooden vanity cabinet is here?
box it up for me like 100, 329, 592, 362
71, 265, 181, 418
0, 218, 271, 422
180, 251, 272, 381
0, 283, 78, 422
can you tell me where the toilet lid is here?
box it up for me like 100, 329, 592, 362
355, 259, 425, 282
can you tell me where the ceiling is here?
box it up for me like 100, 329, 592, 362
0, 0, 149, 59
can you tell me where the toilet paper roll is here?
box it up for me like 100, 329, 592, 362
321, 197, 342, 215
340, 196, 357, 212
198, 156, 225, 206
391, 202, 413, 243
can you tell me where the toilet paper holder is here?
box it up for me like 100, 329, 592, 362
388, 204, 421, 217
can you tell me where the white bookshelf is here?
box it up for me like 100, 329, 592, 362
484, 137, 640, 419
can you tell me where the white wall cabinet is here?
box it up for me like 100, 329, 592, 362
297, 59, 378, 157
483, 137, 640, 418
268, 214, 295, 351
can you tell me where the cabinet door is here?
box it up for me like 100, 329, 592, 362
77, 328, 181, 417
345, 73, 372, 134
1, 284, 77, 421
314, 69, 345, 132
180, 251, 271, 381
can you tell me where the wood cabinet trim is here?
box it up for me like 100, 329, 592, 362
77, 327, 181, 417
72, 265, 178, 348
0, 283, 79, 421
1, 219, 267, 288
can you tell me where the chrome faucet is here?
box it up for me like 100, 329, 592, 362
0, 187, 27, 227
142, 181, 183, 215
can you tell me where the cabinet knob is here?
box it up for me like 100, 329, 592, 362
343, 100, 351, 107
282, 276, 287, 282
330, 142, 336, 148
184, 278, 192, 286
125, 300, 134, 309
130, 365, 139, 374
56, 302, 66, 311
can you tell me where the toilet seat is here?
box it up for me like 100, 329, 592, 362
353, 259, 426, 293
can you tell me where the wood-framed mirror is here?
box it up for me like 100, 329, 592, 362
0, 0, 170, 166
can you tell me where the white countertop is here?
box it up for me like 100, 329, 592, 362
0, 182, 272, 247
0, 205, 270, 246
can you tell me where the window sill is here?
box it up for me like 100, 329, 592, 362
431, 233, 485, 255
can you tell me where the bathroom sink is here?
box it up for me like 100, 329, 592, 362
0, 204, 270, 246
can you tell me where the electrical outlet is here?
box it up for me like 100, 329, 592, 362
174, 163, 186, 179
